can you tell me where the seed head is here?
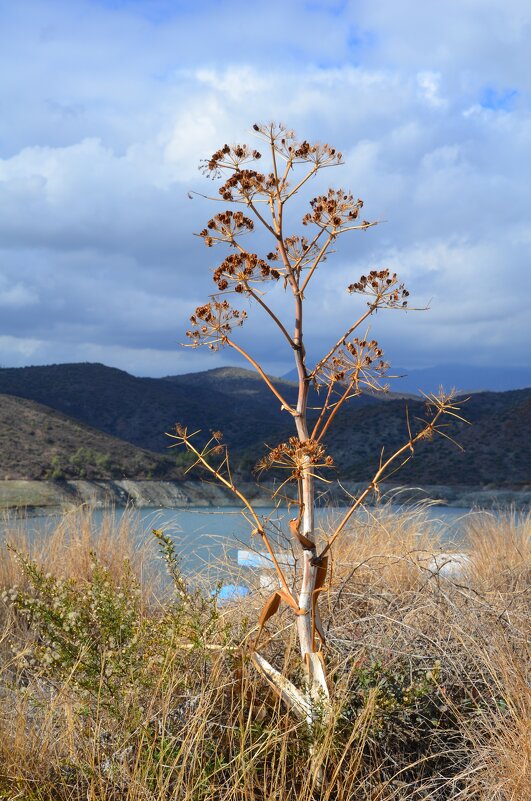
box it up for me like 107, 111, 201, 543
348, 269, 410, 308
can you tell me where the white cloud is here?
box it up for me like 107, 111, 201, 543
163, 98, 231, 183
417, 72, 447, 109
0, 335, 42, 361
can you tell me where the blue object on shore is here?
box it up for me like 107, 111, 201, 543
215, 584, 250, 602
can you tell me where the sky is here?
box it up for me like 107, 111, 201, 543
0, 0, 530, 378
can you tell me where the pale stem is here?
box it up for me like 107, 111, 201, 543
273, 176, 320, 679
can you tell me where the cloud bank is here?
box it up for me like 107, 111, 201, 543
0, 0, 529, 376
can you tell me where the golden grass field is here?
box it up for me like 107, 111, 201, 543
0, 505, 529, 800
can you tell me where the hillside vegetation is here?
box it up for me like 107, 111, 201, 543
320, 388, 531, 487
0, 394, 183, 481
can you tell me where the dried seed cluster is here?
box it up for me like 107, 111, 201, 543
303, 190, 368, 230
218, 169, 276, 202
285, 235, 328, 270
348, 269, 410, 308
186, 300, 247, 350
257, 436, 334, 479
319, 338, 389, 390
262, 236, 327, 278
252, 122, 343, 166
201, 143, 262, 178
213, 252, 281, 292
198, 211, 254, 247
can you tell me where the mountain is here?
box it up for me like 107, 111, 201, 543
0, 363, 380, 455
282, 364, 531, 394
0, 362, 204, 453
0, 363, 529, 488
390, 365, 531, 395
0, 394, 184, 481
319, 388, 531, 488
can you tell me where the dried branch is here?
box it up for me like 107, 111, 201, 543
166, 425, 295, 599
318, 390, 466, 560
252, 652, 311, 720
225, 337, 295, 414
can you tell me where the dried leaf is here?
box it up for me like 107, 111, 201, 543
313, 605, 326, 647
258, 591, 282, 629
314, 556, 328, 592
289, 517, 315, 550
255, 589, 304, 649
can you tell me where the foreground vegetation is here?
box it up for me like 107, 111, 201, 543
0, 506, 529, 800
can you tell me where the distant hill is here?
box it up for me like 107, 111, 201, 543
390, 365, 531, 395
0, 363, 529, 488
0, 362, 205, 453
282, 364, 531, 395
0, 363, 380, 455
319, 388, 531, 488
0, 393, 183, 481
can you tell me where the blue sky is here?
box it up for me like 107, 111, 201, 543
0, 0, 530, 377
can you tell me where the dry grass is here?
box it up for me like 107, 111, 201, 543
465, 509, 530, 593
0, 505, 157, 593
0, 504, 529, 800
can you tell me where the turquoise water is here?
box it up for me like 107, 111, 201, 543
2, 504, 498, 575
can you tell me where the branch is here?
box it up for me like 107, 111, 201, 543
315, 378, 360, 443
311, 307, 375, 378
246, 198, 278, 237
252, 652, 311, 720
226, 337, 296, 414
270, 135, 280, 196
310, 381, 335, 440
283, 164, 318, 203
245, 285, 297, 349
298, 233, 335, 297
337, 221, 379, 233
318, 394, 462, 560
167, 429, 294, 598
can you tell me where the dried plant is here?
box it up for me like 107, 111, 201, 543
171, 122, 464, 772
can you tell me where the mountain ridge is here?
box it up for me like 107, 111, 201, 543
282, 363, 531, 394
0, 362, 529, 488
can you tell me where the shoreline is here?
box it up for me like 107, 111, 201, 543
0, 479, 529, 514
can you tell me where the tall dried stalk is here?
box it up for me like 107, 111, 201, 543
171, 123, 463, 739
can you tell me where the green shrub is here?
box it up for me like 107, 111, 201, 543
5, 549, 145, 703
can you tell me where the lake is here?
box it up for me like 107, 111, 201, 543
1, 503, 502, 576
